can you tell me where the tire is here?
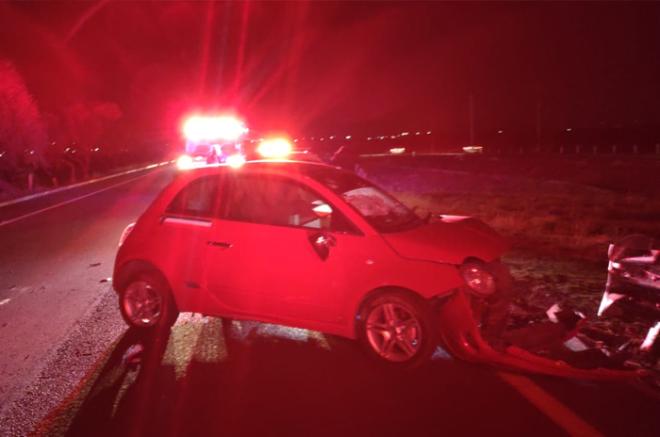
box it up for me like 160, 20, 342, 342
358, 291, 435, 368
118, 270, 179, 331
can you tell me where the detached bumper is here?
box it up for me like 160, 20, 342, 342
436, 291, 645, 380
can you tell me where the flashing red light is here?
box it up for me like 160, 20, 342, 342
226, 153, 246, 168
182, 115, 248, 142
257, 138, 293, 159
176, 154, 194, 170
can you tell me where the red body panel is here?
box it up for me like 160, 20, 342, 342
114, 162, 472, 338
383, 217, 509, 264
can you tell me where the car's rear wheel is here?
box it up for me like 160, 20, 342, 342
119, 271, 178, 331
358, 291, 435, 368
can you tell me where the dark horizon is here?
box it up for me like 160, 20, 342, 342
1, 1, 660, 144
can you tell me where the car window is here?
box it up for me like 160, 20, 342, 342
166, 175, 220, 218
305, 166, 421, 233
222, 174, 356, 233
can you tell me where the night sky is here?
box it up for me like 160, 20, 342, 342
1, 1, 660, 140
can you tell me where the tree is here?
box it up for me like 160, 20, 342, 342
59, 100, 122, 179
0, 59, 47, 168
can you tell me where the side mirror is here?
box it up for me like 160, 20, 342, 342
312, 202, 333, 218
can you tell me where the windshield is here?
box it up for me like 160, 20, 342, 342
306, 166, 421, 233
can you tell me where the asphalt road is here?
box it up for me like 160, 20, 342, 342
0, 166, 174, 427
0, 164, 658, 436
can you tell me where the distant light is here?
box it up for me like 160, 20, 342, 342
463, 146, 483, 154
415, 131, 421, 135
329, 135, 335, 140
226, 153, 246, 168
426, 131, 432, 135
367, 137, 372, 141
0, 151, 5, 158
566, 128, 572, 132
389, 147, 406, 154
345, 135, 352, 140
401, 132, 409, 136
320, 137, 325, 141
257, 138, 293, 159
176, 154, 194, 170
390, 135, 396, 139
293, 139, 298, 143
497, 130, 504, 134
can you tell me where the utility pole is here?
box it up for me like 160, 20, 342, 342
469, 94, 475, 146
536, 101, 542, 152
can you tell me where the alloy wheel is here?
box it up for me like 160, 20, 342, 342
365, 301, 423, 362
122, 280, 163, 327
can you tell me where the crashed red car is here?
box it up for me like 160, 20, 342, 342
113, 160, 511, 367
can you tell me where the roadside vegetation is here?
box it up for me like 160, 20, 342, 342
396, 189, 660, 262
366, 155, 660, 262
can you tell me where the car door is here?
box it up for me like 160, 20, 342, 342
153, 175, 221, 305
204, 172, 375, 326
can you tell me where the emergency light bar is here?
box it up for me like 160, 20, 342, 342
183, 115, 248, 142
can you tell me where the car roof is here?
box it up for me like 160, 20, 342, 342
181, 159, 340, 179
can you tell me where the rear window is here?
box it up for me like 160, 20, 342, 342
166, 175, 220, 218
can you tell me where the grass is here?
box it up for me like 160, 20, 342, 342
394, 189, 660, 262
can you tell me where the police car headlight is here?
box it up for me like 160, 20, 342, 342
460, 262, 496, 296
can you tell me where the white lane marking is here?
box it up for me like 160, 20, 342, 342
0, 172, 155, 228
498, 372, 604, 437
0, 161, 172, 209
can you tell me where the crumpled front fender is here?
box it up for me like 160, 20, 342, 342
436, 291, 646, 381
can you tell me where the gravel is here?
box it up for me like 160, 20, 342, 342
0, 287, 125, 436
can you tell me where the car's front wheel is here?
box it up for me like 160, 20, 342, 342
358, 291, 435, 368
119, 271, 179, 331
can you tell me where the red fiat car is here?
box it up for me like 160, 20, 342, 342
113, 160, 509, 366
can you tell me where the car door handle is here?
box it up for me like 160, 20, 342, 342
207, 241, 233, 249
308, 232, 336, 261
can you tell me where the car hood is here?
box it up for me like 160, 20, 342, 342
382, 215, 509, 264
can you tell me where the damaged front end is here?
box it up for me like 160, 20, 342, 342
435, 290, 645, 380
432, 253, 648, 381
598, 235, 660, 361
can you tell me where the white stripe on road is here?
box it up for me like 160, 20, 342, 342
0, 172, 156, 228
0, 161, 172, 209
498, 372, 604, 437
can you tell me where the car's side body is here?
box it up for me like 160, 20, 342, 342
114, 161, 510, 342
